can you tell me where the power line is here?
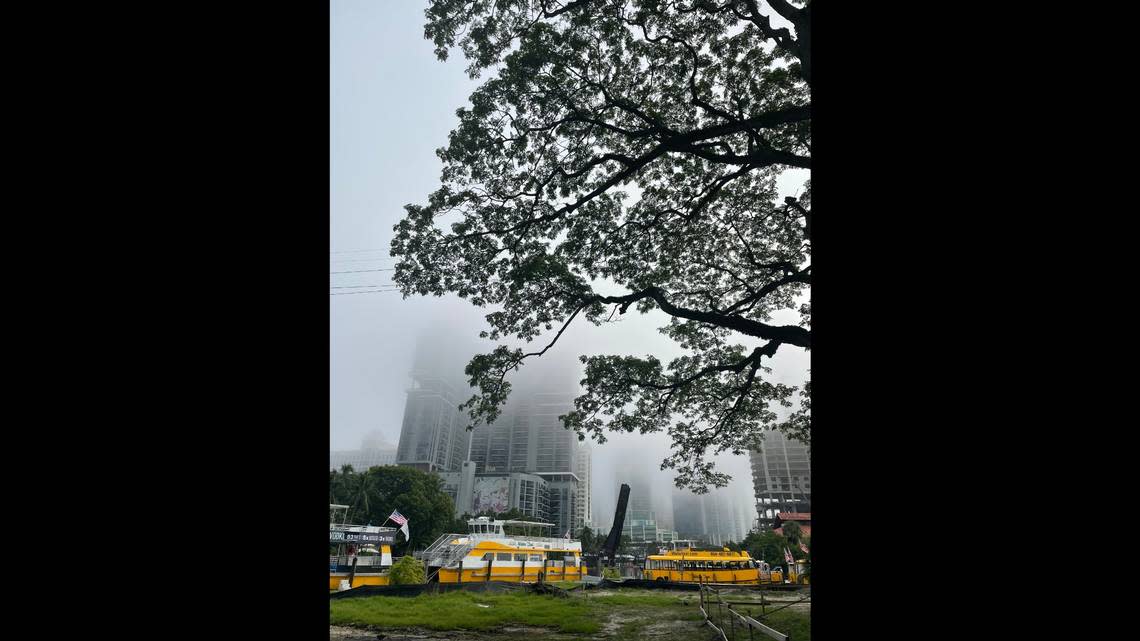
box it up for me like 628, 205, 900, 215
330, 289, 402, 295
330, 257, 395, 263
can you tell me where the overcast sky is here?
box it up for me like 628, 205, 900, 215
331, 0, 809, 527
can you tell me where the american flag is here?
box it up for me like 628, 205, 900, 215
389, 510, 410, 542
784, 547, 794, 565
798, 540, 809, 554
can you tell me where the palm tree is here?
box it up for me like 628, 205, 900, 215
349, 469, 377, 525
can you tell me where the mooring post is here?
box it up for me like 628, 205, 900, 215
486, 554, 493, 582
520, 557, 526, 582
347, 556, 358, 588
458, 557, 463, 585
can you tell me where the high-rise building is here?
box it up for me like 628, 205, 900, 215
395, 374, 469, 473
468, 391, 579, 474
395, 336, 475, 474
750, 428, 811, 530
672, 488, 747, 546
468, 384, 589, 535
396, 334, 591, 532
330, 431, 398, 472
618, 456, 678, 543
439, 466, 551, 522
575, 443, 593, 530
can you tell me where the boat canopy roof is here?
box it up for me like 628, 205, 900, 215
330, 524, 398, 533
468, 517, 554, 527
647, 548, 753, 560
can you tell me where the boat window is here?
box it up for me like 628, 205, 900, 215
496, 553, 512, 561
514, 553, 527, 561
482, 552, 493, 561
529, 554, 542, 562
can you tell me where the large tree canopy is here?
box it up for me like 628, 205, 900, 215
393, 0, 811, 492
329, 465, 458, 552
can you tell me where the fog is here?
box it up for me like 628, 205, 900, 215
331, 0, 810, 530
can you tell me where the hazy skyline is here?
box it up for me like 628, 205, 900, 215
330, 0, 810, 524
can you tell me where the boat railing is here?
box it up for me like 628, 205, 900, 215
330, 555, 387, 567
330, 524, 395, 533
420, 535, 475, 568
419, 533, 464, 559
474, 533, 578, 547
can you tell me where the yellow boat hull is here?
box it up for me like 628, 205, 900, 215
437, 565, 586, 584
329, 573, 390, 590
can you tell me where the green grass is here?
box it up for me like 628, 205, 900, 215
759, 607, 810, 640
329, 590, 599, 634
588, 593, 684, 608
702, 602, 810, 641
330, 588, 809, 641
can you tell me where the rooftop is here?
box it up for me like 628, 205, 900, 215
776, 512, 811, 521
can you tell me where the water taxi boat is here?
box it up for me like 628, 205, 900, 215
420, 516, 586, 583
329, 504, 398, 590
642, 541, 785, 584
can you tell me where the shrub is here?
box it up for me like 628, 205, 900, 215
390, 555, 425, 585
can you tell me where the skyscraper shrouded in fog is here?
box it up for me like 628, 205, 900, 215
610, 449, 677, 544
466, 363, 589, 536
672, 487, 748, 546
395, 333, 475, 473
750, 428, 811, 530
331, 430, 398, 472
397, 332, 591, 534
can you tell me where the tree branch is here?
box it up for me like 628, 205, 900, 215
593, 287, 811, 347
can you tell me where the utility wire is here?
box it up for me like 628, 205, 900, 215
330, 257, 395, 263
330, 289, 403, 295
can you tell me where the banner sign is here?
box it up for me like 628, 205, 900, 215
330, 528, 396, 545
